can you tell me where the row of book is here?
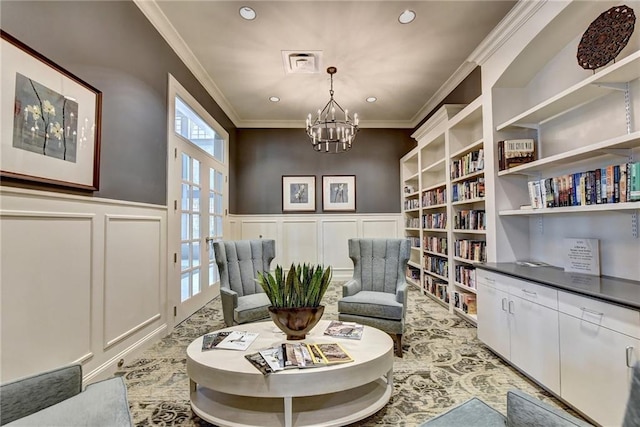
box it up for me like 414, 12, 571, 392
453, 291, 477, 315
498, 139, 536, 171
453, 209, 486, 230
424, 276, 449, 303
454, 265, 477, 289
246, 342, 354, 375
452, 178, 485, 202
526, 162, 640, 209
406, 266, 420, 282
451, 149, 484, 180
424, 236, 447, 255
405, 217, 420, 228
423, 187, 447, 207
404, 198, 420, 210
425, 255, 448, 278
423, 212, 447, 229
454, 240, 486, 262
407, 236, 420, 248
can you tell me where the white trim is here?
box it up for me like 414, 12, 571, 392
468, 0, 548, 66
133, 0, 241, 125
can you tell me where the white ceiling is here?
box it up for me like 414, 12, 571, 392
136, 1, 516, 128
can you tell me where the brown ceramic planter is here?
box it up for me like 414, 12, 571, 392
268, 306, 325, 340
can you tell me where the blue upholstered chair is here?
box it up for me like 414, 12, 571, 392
420, 361, 640, 427
213, 239, 275, 327
338, 238, 411, 357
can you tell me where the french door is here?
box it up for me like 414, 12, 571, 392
167, 75, 228, 325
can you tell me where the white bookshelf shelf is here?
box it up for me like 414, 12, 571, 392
451, 170, 485, 184
423, 270, 448, 281
404, 171, 419, 182
422, 203, 447, 211
404, 191, 420, 198
453, 282, 477, 294
407, 261, 421, 269
450, 138, 484, 160
405, 227, 420, 231
453, 307, 477, 324
453, 256, 481, 264
425, 250, 448, 258
423, 228, 448, 233
497, 131, 640, 177
496, 51, 640, 131
500, 202, 640, 216
404, 207, 420, 213
422, 158, 446, 173
452, 229, 486, 234
424, 292, 450, 309
452, 197, 485, 206
423, 181, 447, 192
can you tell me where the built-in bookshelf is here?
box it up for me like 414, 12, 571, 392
487, 1, 640, 275
401, 99, 483, 324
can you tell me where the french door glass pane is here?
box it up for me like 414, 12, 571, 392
192, 270, 201, 295
182, 153, 189, 180
181, 273, 189, 302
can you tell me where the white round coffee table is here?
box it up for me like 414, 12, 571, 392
186, 319, 394, 427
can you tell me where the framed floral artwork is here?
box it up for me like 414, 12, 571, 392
323, 175, 356, 211
282, 175, 316, 212
1, 31, 102, 190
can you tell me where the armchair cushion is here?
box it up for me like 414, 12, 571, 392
338, 291, 403, 320
234, 292, 271, 324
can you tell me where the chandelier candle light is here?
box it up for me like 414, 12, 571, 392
306, 66, 359, 153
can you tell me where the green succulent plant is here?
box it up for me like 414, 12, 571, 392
256, 263, 332, 308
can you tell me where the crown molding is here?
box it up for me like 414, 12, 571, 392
411, 104, 466, 140
236, 119, 415, 129
468, 0, 548, 65
133, 0, 241, 126
409, 61, 477, 129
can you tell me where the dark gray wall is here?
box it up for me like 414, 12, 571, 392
0, 0, 235, 206
235, 128, 415, 214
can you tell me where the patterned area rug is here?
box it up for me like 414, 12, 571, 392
117, 284, 577, 426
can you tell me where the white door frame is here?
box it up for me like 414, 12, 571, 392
167, 74, 229, 328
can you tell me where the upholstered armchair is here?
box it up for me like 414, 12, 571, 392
213, 239, 275, 327
338, 238, 411, 357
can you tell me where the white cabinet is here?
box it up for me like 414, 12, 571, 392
558, 291, 640, 427
476, 269, 560, 394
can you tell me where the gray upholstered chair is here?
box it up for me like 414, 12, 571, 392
338, 238, 411, 357
0, 364, 132, 426
419, 361, 640, 426
213, 239, 275, 327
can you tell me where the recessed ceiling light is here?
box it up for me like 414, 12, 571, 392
239, 6, 256, 21
398, 10, 416, 24
366, 97, 377, 103
269, 96, 280, 102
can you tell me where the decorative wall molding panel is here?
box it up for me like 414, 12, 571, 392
0, 187, 167, 383
230, 214, 403, 280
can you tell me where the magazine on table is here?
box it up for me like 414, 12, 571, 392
313, 342, 354, 364
202, 331, 258, 351
201, 331, 231, 351
323, 320, 364, 340
244, 352, 274, 375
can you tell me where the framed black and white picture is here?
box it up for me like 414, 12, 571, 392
1, 31, 102, 190
323, 175, 356, 211
282, 175, 316, 212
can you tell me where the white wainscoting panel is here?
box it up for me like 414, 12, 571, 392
240, 220, 278, 241
103, 215, 162, 349
0, 211, 93, 380
230, 214, 402, 281
0, 187, 167, 383
322, 220, 359, 271
362, 218, 401, 238
281, 220, 318, 266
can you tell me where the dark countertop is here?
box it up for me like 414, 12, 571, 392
476, 262, 640, 310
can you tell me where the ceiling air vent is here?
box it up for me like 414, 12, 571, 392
282, 51, 323, 74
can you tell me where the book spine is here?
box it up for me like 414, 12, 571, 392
620, 163, 627, 203
595, 168, 601, 204
614, 164, 620, 203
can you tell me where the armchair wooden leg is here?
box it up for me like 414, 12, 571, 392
393, 334, 403, 358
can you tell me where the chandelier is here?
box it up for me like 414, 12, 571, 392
305, 66, 359, 153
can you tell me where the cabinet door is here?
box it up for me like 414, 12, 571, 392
509, 296, 560, 394
477, 282, 510, 359
559, 313, 639, 426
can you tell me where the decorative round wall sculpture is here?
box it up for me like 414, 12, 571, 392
577, 5, 635, 70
